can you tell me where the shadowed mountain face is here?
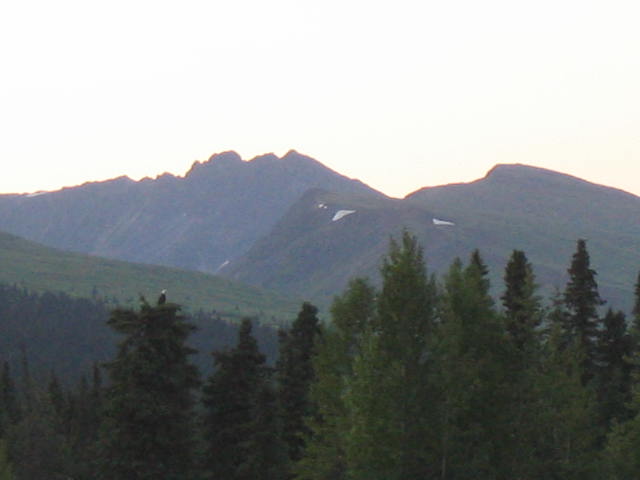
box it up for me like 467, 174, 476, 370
0, 150, 384, 273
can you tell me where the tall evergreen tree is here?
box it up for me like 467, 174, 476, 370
277, 302, 321, 468
98, 299, 200, 480
564, 239, 604, 384
500, 250, 544, 477
502, 249, 542, 353
201, 318, 282, 480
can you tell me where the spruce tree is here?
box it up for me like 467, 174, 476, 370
277, 302, 321, 468
201, 318, 280, 480
502, 249, 542, 353
564, 238, 604, 384
500, 250, 543, 477
98, 299, 200, 480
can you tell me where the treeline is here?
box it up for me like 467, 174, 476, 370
0, 285, 279, 382
3, 232, 640, 478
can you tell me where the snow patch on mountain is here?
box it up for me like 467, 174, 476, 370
433, 218, 455, 226
215, 260, 230, 273
332, 210, 356, 221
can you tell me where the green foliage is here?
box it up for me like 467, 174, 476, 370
296, 278, 376, 480
201, 318, 284, 480
0, 439, 13, 480
98, 300, 200, 480
432, 255, 512, 479
564, 239, 604, 384
277, 302, 321, 468
344, 232, 437, 479
534, 324, 601, 479
596, 309, 634, 428
502, 249, 542, 354
5, 232, 640, 478
605, 379, 640, 479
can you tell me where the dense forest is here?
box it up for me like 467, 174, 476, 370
2, 232, 640, 478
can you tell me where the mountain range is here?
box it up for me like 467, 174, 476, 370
1, 152, 639, 313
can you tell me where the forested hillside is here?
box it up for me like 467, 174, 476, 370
0, 284, 280, 382
3, 233, 640, 478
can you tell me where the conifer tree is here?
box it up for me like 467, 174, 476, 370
500, 250, 543, 477
277, 302, 321, 467
237, 382, 288, 480
98, 299, 200, 480
564, 239, 604, 384
502, 249, 542, 353
201, 318, 279, 480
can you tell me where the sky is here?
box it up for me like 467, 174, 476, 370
1, 0, 639, 199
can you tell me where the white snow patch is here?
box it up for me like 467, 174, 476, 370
332, 210, 356, 222
433, 218, 455, 226
317, 203, 328, 209
215, 260, 230, 273
25, 191, 48, 198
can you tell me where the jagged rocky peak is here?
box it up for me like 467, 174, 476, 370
185, 151, 244, 178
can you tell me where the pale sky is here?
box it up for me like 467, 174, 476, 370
1, 0, 639, 198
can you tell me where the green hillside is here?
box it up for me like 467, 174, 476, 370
0, 230, 300, 324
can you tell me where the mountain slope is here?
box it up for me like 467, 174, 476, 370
406, 164, 640, 307
0, 150, 384, 273
229, 164, 640, 312
0, 229, 299, 323
225, 189, 482, 302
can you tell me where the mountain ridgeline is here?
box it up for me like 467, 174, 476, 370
0, 150, 382, 274
1, 155, 639, 312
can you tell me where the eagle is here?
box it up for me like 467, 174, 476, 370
158, 289, 167, 305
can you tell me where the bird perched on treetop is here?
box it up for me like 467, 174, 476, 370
158, 289, 167, 305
